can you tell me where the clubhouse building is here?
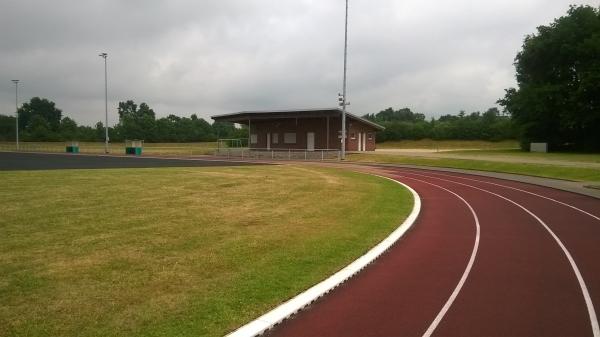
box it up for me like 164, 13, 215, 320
211, 108, 384, 151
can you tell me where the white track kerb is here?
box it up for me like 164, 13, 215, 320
227, 176, 421, 337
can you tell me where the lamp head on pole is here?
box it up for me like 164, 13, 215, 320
99, 52, 107, 59
11, 79, 19, 84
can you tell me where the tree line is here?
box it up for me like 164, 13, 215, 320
0, 97, 246, 142
498, 5, 600, 151
362, 107, 515, 142
1, 96, 516, 144
364, 5, 600, 151
1, 97, 515, 144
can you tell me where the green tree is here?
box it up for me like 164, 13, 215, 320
59, 117, 78, 140
18, 97, 62, 132
95, 122, 106, 141
0, 114, 16, 141
367, 107, 426, 123
117, 100, 157, 141
26, 115, 57, 141
499, 5, 600, 151
76, 125, 98, 141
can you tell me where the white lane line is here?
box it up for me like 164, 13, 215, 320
399, 168, 600, 222
403, 171, 600, 337
396, 176, 481, 337
226, 176, 421, 337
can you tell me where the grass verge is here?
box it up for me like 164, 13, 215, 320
0, 142, 217, 156
0, 165, 411, 337
348, 153, 600, 182
446, 149, 600, 164
377, 139, 519, 150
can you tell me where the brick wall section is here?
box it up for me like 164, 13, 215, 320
248, 117, 378, 151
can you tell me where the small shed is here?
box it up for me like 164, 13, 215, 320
211, 108, 384, 151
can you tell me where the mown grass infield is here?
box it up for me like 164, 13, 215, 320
0, 165, 412, 337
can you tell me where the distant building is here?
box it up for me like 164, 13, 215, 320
211, 108, 384, 151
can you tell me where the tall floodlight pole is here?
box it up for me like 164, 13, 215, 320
11, 80, 19, 151
99, 53, 109, 153
340, 0, 349, 159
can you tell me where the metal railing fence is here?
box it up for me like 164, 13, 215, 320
214, 147, 341, 161
0, 142, 341, 161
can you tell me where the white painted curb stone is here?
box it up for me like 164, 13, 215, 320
227, 176, 421, 337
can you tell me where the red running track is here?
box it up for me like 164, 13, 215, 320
268, 167, 600, 337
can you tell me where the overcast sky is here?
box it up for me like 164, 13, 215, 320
1, 0, 597, 126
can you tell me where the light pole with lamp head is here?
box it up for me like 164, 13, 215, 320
340, 0, 349, 160
11, 80, 19, 151
99, 53, 109, 153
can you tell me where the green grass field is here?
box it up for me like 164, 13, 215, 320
348, 153, 600, 182
0, 165, 412, 337
377, 139, 519, 150
0, 142, 217, 156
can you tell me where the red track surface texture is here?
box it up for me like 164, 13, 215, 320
269, 167, 600, 337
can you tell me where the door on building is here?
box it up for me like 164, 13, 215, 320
267, 133, 271, 150
306, 132, 315, 151
362, 132, 367, 151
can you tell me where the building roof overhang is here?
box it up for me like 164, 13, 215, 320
211, 108, 384, 130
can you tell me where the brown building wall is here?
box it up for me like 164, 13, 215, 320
345, 121, 377, 151
248, 117, 378, 151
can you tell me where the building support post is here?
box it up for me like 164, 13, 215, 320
326, 116, 330, 149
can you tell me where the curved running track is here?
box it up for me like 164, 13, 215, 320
268, 166, 600, 337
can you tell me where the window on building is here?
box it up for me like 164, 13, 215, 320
350, 132, 356, 140
272, 133, 279, 144
284, 132, 296, 144
250, 134, 258, 144
368, 133, 373, 140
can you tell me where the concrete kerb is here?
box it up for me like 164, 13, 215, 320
226, 176, 421, 337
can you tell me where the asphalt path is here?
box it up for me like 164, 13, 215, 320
0, 152, 262, 170
269, 166, 600, 337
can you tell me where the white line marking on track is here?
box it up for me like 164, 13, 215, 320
401, 168, 600, 222
403, 171, 600, 337
396, 175, 481, 337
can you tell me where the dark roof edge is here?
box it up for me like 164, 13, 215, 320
211, 107, 340, 119
211, 108, 384, 130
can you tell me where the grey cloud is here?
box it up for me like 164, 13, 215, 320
1, 0, 597, 126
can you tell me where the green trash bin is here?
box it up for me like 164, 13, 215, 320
65, 141, 80, 153
125, 140, 143, 155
